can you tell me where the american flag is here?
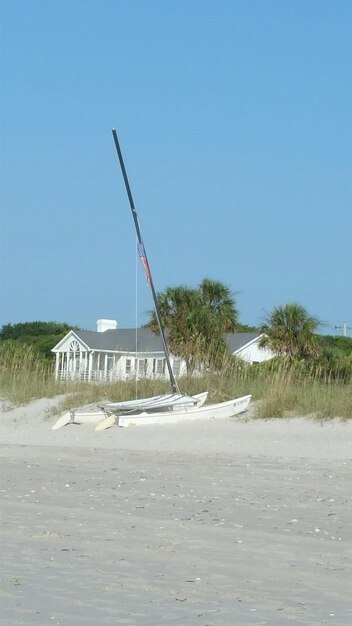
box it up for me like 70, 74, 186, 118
137, 242, 153, 285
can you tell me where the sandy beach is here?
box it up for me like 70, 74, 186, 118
1, 398, 351, 625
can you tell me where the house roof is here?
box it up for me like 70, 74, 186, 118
75, 328, 166, 353
224, 332, 262, 353
54, 328, 262, 355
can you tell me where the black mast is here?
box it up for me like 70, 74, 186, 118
111, 129, 179, 395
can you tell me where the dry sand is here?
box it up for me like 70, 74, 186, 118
1, 397, 351, 625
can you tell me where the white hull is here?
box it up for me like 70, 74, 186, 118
117, 394, 252, 427
52, 392, 209, 430
52, 393, 251, 430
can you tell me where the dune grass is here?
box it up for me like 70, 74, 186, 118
0, 344, 63, 406
0, 344, 351, 419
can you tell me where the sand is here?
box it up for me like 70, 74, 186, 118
1, 397, 351, 625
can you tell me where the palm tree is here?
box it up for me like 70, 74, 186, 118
199, 279, 239, 332
260, 303, 321, 360
147, 279, 239, 373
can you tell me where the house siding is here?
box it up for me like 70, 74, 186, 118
235, 342, 274, 364
52, 327, 273, 383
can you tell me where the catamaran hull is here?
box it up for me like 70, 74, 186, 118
52, 392, 209, 430
52, 409, 105, 430
117, 394, 251, 427
52, 393, 251, 430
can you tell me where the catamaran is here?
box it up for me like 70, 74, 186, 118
52, 130, 251, 430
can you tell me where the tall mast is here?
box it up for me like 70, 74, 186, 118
111, 129, 179, 394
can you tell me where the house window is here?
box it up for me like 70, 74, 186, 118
153, 358, 165, 375
173, 359, 181, 376
126, 359, 132, 374
138, 359, 147, 376
106, 355, 115, 371
68, 340, 80, 373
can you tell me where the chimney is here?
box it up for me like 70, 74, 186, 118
96, 319, 118, 332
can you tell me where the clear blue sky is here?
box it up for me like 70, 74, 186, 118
1, 0, 351, 334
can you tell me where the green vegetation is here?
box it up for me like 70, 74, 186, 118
0, 343, 62, 404
249, 357, 351, 419
260, 303, 321, 359
0, 321, 73, 341
0, 321, 75, 359
0, 342, 351, 419
147, 279, 239, 372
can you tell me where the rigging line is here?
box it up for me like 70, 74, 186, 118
135, 235, 138, 399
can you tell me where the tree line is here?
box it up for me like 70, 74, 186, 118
0, 321, 74, 359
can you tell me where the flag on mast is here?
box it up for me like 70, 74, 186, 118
137, 242, 153, 285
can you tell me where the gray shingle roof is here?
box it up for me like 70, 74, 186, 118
73, 328, 261, 354
75, 328, 165, 352
224, 332, 261, 353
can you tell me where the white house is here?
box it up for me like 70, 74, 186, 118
52, 319, 274, 383
225, 332, 275, 364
